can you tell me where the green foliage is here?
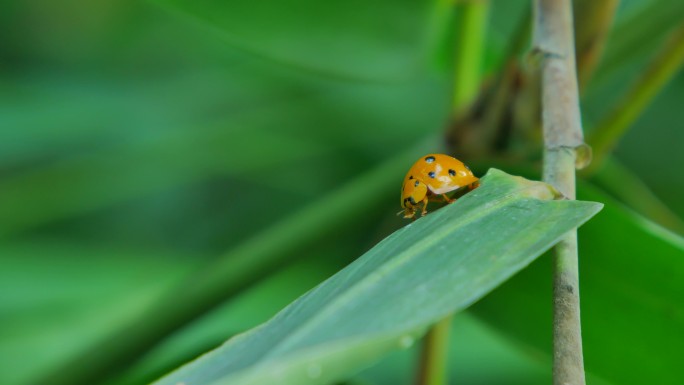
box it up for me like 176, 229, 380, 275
0, 243, 196, 385
154, 170, 601, 385
595, 0, 684, 82
151, 0, 433, 80
472, 182, 684, 385
1, 0, 683, 384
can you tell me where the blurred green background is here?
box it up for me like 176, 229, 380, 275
1, 0, 683, 384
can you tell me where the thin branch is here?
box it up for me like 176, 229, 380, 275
533, 0, 587, 384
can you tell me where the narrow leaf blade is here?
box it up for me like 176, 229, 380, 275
150, 0, 431, 80
471, 180, 684, 385
155, 169, 602, 385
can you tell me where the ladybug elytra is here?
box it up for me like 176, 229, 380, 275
400, 154, 479, 219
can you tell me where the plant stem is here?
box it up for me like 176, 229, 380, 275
572, 0, 619, 90
416, 317, 453, 385
533, 0, 587, 384
586, 22, 684, 171
33, 141, 434, 385
417, 2, 489, 385
452, 0, 489, 113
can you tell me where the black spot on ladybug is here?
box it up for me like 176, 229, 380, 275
414, 180, 419, 187
448, 169, 456, 176
428, 171, 436, 178
425, 156, 435, 163
409, 175, 414, 180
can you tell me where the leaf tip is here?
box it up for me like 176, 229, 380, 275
481, 168, 562, 201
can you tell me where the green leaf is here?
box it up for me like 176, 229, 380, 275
0, 241, 346, 385
29, 143, 436, 385
0, 126, 327, 237
154, 169, 602, 385
356, 312, 552, 385
0, 242, 198, 385
150, 0, 432, 80
106, 250, 352, 385
471, 180, 684, 385
589, 156, 684, 235
0, 70, 449, 237
595, 0, 684, 82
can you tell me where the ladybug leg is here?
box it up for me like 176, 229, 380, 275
442, 194, 454, 204
420, 197, 429, 216
468, 181, 480, 191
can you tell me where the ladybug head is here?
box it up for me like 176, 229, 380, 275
401, 179, 428, 210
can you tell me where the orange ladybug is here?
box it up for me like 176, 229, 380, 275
400, 154, 479, 219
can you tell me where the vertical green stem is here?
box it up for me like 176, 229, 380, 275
534, 0, 587, 384
415, 317, 453, 385
573, 0, 619, 89
417, 1, 489, 385
452, 0, 489, 113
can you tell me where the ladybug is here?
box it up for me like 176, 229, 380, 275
400, 154, 479, 219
